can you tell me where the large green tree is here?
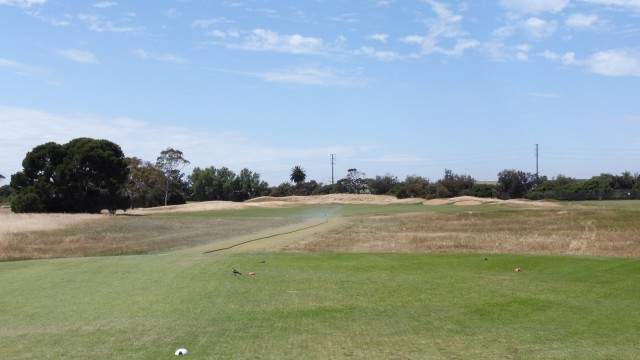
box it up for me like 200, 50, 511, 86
368, 173, 399, 195
235, 168, 269, 201
125, 157, 165, 208
190, 166, 230, 201
438, 169, 476, 197
156, 148, 190, 206
10, 138, 129, 213
497, 169, 536, 199
337, 168, 368, 194
189, 166, 268, 202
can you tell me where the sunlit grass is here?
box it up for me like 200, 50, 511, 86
1, 253, 638, 359
284, 207, 640, 257
3, 201, 640, 260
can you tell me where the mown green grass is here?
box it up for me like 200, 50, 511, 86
1, 253, 638, 359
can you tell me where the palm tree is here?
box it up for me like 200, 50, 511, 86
290, 165, 307, 184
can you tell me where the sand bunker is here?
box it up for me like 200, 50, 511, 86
423, 196, 559, 208
129, 194, 557, 215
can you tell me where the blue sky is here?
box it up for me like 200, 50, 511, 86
1, 0, 639, 186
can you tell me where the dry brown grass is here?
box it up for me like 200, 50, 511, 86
0, 208, 101, 234
0, 212, 299, 261
282, 208, 640, 258
2, 196, 639, 260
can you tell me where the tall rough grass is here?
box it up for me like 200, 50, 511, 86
3, 204, 640, 260
0, 214, 299, 261
284, 208, 640, 257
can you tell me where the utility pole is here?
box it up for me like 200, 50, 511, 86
330, 154, 336, 184
535, 143, 539, 183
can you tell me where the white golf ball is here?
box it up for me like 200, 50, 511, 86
175, 348, 188, 355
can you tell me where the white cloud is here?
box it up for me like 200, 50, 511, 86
78, 13, 143, 33
367, 33, 389, 42
165, 8, 180, 18
0, 0, 46, 7
207, 29, 241, 38
540, 48, 640, 76
133, 49, 188, 64
0, 58, 43, 75
358, 46, 403, 61
515, 44, 533, 60
93, 1, 116, 8
483, 42, 533, 61
375, 0, 396, 7
401, 35, 425, 44
499, 0, 570, 14
228, 29, 327, 55
523, 17, 557, 39
25, 9, 70, 26
403, 0, 478, 57
330, 13, 360, 23
581, 0, 640, 11
57, 49, 98, 64
566, 13, 599, 29
540, 50, 579, 64
492, 25, 516, 38
585, 49, 640, 76
190, 18, 230, 28
258, 66, 366, 87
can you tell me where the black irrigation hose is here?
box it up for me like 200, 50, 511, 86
202, 217, 329, 254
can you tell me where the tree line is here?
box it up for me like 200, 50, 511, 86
3, 137, 639, 213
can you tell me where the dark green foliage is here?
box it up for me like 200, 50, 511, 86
189, 166, 269, 202
289, 165, 307, 184
312, 183, 338, 195
270, 182, 293, 197
156, 148, 190, 206
368, 173, 399, 195
190, 166, 234, 201
529, 172, 640, 200
9, 189, 43, 213
438, 169, 476, 197
460, 184, 496, 198
292, 180, 320, 196
394, 175, 433, 199
10, 138, 130, 213
269, 180, 321, 197
497, 169, 537, 199
0, 185, 12, 203
235, 168, 269, 201
125, 157, 165, 208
